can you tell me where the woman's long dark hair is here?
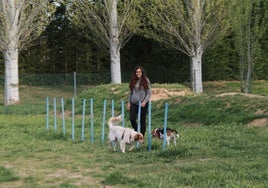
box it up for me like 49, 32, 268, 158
129, 65, 149, 90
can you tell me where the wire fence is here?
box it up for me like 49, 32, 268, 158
0, 70, 183, 86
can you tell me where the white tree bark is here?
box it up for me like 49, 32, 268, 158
1, 0, 20, 105
109, 0, 121, 83
191, 48, 203, 94
0, 0, 56, 105
3, 46, 19, 105
190, 0, 203, 94
110, 49, 121, 83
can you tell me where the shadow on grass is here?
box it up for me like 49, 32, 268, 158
101, 170, 148, 187
0, 166, 19, 183
157, 147, 191, 159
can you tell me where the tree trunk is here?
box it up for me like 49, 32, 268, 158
110, 47, 121, 84
190, 48, 203, 94
245, 62, 252, 94
244, 7, 253, 94
3, 46, 20, 106
244, 37, 252, 94
109, 0, 121, 84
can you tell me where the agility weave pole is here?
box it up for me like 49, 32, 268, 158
46, 97, 123, 143
148, 101, 152, 151
45, 97, 169, 151
162, 102, 168, 150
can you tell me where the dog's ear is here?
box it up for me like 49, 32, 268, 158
166, 130, 172, 136
151, 130, 156, 137
134, 134, 139, 141
134, 133, 143, 141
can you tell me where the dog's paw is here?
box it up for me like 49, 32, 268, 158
129, 145, 136, 151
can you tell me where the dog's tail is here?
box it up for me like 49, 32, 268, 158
108, 114, 122, 129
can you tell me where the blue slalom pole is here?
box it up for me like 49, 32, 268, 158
101, 99, 107, 144
71, 98, 75, 141
46, 97, 49, 131
148, 101, 152, 151
53, 97, 57, 132
111, 99, 114, 117
81, 99, 86, 141
74, 72, 77, 96
162, 102, 168, 150
136, 101, 141, 148
121, 100, 125, 127
137, 101, 141, 133
61, 98, 66, 135
90, 98, 94, 144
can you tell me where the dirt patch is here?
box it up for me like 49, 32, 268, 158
216, 92, 267, 98
255, 109, 267, 115
247, 118, 268, 127
52, 88, 191, 117
183, 123, 201, 127
2, 160, 102, 188
151, 88, 192, 101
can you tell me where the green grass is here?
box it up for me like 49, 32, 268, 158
0, 166, 19, 182
0, 81, 268, 187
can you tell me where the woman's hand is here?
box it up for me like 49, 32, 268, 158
141, 101, 146, 107
127, 102, 131, 110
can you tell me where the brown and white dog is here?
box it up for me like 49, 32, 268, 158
151, 127, 179, 146
107, 115, 144, 153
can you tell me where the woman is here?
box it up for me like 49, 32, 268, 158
127, 66, 151, 136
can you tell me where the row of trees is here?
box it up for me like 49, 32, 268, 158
0, 0, 267, 105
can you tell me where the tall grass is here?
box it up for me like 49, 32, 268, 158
0, 82, 268, 187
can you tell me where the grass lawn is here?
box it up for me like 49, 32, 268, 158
0, 81, 268, 188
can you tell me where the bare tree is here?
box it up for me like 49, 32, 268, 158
232, 0, 268, 93
65, 0, 141, 84
143, 0, 230, 93
0, 0, 56, 105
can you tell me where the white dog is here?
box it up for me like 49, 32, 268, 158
107, 115, 144, 153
